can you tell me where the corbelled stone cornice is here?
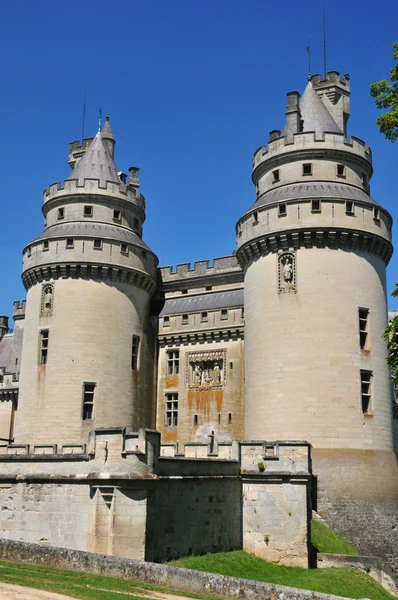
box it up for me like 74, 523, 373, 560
158, 326, 244, 347
22, 261, 156, 295
237, 227, 393, 269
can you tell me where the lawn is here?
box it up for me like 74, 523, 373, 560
311, 520, 359, 555
168, 550, 394, 600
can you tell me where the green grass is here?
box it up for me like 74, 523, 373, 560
0, 559, 217, 600
168, 550, 394, 600
311, 520, 359, 555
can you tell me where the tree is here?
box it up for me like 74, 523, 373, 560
383, 284, 398, 383
370, 42, 398, 142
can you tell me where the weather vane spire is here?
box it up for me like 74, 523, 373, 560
306, 36, 311, 81
98, 103, 102, 133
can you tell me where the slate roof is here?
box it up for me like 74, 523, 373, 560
66, 133, 120, 186
101, 115, 115, 141
249, 181, 379, 212
299, 82, 341, 138
159, 289, 244, 317
0, 335, 13, 372
32, 222, 151, 250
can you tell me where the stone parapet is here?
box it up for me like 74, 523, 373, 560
159, 256, 243, 291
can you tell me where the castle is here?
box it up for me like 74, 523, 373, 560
0, 71, 397, 568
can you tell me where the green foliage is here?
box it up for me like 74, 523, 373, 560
370, 42, 398, 141
257, 461, 265, 472
383, 283, 398, 381
169, 550, 395, 600
311, 519, 359, 555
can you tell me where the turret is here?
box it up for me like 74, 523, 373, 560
0, 317, 8, 341
15, 123, 159, 446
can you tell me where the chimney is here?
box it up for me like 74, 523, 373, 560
285, 92, 301, 141
128, 166, 140, 189
0, 316, 9, 341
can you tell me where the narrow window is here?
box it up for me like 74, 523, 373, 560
165, 393, 178, 427
241, 307, 244, 319
218, 413, 221, 424
311, 199, 321, 213
113, 209, 121, 221
253, 211, 258, 224
43, 240, 49, 251
361, 371, 372, 414
182, 314, 189, 324
303, 163, 312, 176
163, 316, 170, 327
167, 350, 179, 375
359, 308, 369, 350
39, 330, 49, 365
134, 218, 139, 230
345, 201, 354, 215
131, 335, 140, 371
229, 361, 233, 369
205, 286, 212, 291
66, 238, 74, 249
272, 169, 280, 182
337, 164, 345, 177
84, 205, 93, 218
373, 207, 380, 221
27, 246, 32, 257
221, 309, 228, 320
228, 412, 232, 425
194, 414, 198, 426
142, 250, 147, 259
82, 382, 95, 420
57, 207, 64, 220
121, 243, 128, 254
278, 203, 287, 217
362, 173, 367, 187
201, 311, 208, 322
93, 239, 103, 250
182, 289, 188, 295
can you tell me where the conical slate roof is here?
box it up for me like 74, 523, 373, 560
101, 115, 115, 141
299, 82, 341, 138
67, 132, 120, 186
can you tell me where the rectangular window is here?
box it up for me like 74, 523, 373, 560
362, 173, 367, 187
278, 203, 287, 216
359, 308, 369, 350
337, 164, 346, 177
131, 335, 140, 371
43, 240, 49, 251
57, 208, 64, 220
39, 330, 49, 365
66, 238, 74, 248
113, 209, 121, 221
361, 370, 372, 414
373, 207, 380, 221
82, 382, 95, 420
345, 201, 354, 215
182, 314, 189, 324
163, 316, 170, 327
167, 350, 179, 375
221, 309, 228, 320
201, 311, 208, 322
84, 205, 93, 217
93, 239, 103, 250
253, 210, 258, 224
121, 243, 128, 254
272, 169, 280, 182
311, 199, 321, 212
193, 414, 198, 426
182, 289, 188, 295
303, 163, 312, 176
205, 286, 212, 291
165, 393, 178, 427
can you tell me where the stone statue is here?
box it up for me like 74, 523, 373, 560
213, 364, 221, 384
282, 258, 293, 283
193, 364, 202, 384
44, 286, 53, 310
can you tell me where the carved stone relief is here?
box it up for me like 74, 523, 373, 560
40, 283, 54, 316
186, 349, 227, 389
278, 251, 296, 293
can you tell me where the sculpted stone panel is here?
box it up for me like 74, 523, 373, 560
40, 283, 54, 316
186, 349, 227, 389
278, 251, 296, 293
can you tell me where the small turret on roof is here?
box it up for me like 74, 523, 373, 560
66, 132, 120, 187
299, 82, 341, 138
101, 114, 115, 158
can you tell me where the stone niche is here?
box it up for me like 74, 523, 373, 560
186, 349, 226, 389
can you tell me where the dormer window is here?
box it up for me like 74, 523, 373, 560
337, 164, 346, 177
57, 208, 64, 220
84, 205, 93, 218
272, 169, 280, 183
303, 163, 312, 176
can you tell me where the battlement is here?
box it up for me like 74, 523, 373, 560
159, 255, 242, 282
253, 131, 371, 170
13, 301, 26, 321
42, 178, 146, 211
310, 71, 350, 90
68, 137, 94, 168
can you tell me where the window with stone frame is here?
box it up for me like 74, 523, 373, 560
82, 382, 96, 420
167, 350, 179, 375
39, 330, 49, 365
358, 308, 369, 350
165, 393, 178, 427
131, 335, 140, 371
360, 370, 372, 414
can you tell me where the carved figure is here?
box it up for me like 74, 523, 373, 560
283, 258, 293, 283
193, 364, 202, 384
44, 287, 53, 309
213, 364, 221, 383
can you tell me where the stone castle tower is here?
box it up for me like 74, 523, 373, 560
237, 72, 398, 506
15, 117, 158, 445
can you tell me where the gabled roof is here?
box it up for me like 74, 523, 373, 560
299, 82, 342, 138
67, 132, 120, 187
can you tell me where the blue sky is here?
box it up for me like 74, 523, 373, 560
0, 0, 397, 317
